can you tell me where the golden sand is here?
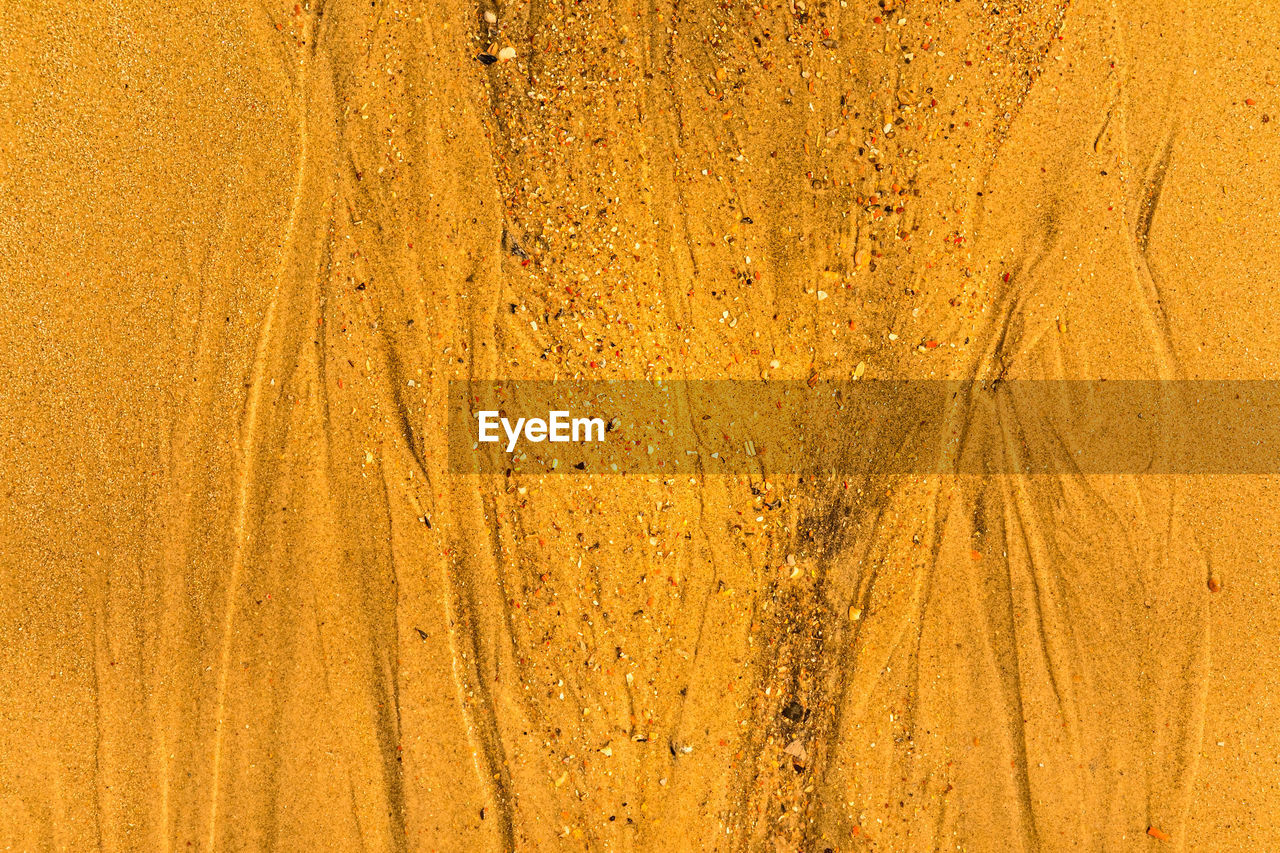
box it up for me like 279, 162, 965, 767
2, 0, 1279, 849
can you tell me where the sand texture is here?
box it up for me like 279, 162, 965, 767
2, 0, 1279, 849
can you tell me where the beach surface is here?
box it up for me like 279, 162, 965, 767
2, 0, 1279, 849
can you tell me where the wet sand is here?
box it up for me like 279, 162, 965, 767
2, 0, 1280, 849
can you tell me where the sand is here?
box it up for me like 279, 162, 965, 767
2, 0, 1279, 849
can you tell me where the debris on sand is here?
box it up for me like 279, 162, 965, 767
781, 700, 805, 723
783, 739, 808, 766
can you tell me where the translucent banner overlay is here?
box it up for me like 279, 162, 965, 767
447, 381, 1280, 475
